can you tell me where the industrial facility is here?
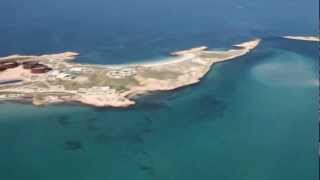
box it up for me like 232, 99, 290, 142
0, 61, 19, 71
0, 60, 52, 74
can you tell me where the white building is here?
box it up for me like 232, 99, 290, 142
70, 67, 83, 72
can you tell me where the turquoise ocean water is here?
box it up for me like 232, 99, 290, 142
0, 0, 318, 179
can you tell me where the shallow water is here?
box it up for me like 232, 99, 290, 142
0, 38, 318, 180
251, 49, 317, 87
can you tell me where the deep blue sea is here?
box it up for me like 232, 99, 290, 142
0, 0, 318, 179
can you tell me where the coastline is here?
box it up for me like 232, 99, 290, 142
0, 39, 261, 108
100, 40, 260, 69
283, 35, 320, 42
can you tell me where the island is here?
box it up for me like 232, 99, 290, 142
0, 39, 260, 107
283, 35, 320, 42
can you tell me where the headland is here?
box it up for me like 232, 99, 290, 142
0, 39, 260, 107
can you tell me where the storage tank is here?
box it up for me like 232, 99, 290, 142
31, 68, 47, 74
0, 66, 7, 71
31, 65, 52, 74
0, 61, 19, 69
23, 61, 39, 69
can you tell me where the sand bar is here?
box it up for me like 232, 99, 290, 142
283, 36, 320, 42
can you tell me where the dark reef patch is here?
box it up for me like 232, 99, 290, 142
143, 113, 153, 124
133, 93, 172, 112
141, 128, 154, 135
63, 140, 82, 150
94, 131, 146, 145
136, 101, 170, 112
94, 134, 113, 144
57, 115, 71, 126
87, 123, 100, 131
138, 164, 155, 177
192, 95, 227, 122
132, 134, 145, 144
86, 118, 100, 131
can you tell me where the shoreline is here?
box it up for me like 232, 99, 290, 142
93, 56, 193, 69
0, 38, 261, 108
283, 35, 320, 42
98, 40, 260, 69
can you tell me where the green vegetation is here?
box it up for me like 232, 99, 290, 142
87, 70, 139, 89
49, 69, 139, 91
33, 82, 49, 89
138, 68, 181, 80
59, 80, 82, 90
33, 94, 45, 102
199, 52, 232, 59
112, 85, 129, 91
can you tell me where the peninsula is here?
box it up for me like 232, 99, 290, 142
283, 35, 320, 42
0, 39, 260, 107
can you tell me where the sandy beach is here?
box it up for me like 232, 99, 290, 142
283, 35, 320, 42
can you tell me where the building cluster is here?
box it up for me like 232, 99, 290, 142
106, 68, 137, 79
47, 67, 84, 81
